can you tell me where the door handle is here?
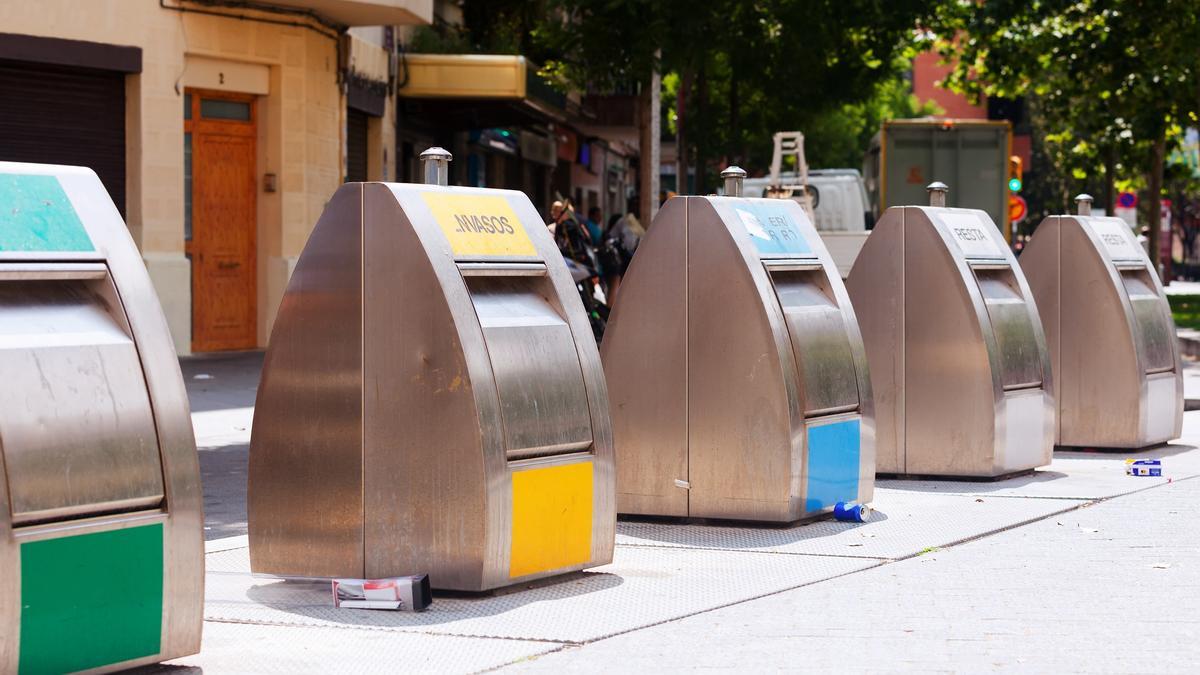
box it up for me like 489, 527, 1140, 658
217, 261, 241, 270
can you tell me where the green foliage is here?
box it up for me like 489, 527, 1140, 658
931, 1, 1200, 255
537, 0, 671, 91
805, 72, 943, 169
408, 25, 478, 54
540, 0, 941, 183
1168, 294, 1200, 330
409, 0, 553, 58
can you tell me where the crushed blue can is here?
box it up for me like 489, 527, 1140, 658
1125, 459, 1162, 477
833, 502, 871, 522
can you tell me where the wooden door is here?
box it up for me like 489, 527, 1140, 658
185, 90, 257, 351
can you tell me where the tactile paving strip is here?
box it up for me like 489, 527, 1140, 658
204, 545, 874, 644
616, 489, 1086, 559
164, 620, 560, 674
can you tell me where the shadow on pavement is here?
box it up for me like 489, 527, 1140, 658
200, 442, 248, 541
1055, 441, 1197, 460
877, 469, 1072, 494
241, 571, 623, 627
181, 351, 264, 412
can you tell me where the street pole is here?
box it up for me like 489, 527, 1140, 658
639, 55, 661, 225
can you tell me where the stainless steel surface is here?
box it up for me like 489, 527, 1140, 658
600, 199, 689, 517
248, 186, 365, 578
249, 173, 614, 591
769, 267, 861, 415
465, 275, 594, 460
603, 191, 875, 522
0, 162, 203, 671
927, 181, 949, 207
1121, 269, 1175, 372
846, 203, 1054, 477
458, 262, 545, 276
0, 274, 165, 525
420, 146, 452, 186
1021, 212, 1183, 447
1075, 193, 1094, 216
972, 267, 1043, 390
721, 165, 747, 197
0, 262, 107, 280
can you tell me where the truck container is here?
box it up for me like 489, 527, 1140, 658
863, 119, 1013, 243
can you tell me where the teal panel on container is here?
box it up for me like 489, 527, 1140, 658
0, 173, 94, 252
731, 201, 811, 256
804, 418, 861, 512
19, 524, 164, 674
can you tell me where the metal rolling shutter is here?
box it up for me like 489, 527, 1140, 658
0, 59, 126, 215
346, 107, 368, 183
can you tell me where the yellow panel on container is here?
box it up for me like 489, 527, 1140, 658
422, 193, 537, 257
509, 461, 593, 578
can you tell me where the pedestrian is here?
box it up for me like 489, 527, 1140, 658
547, 200, 566, 236
601, 206, 645, 305
584, 206, 604, 245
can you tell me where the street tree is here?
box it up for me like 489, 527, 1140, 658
933, 0, 1200, 268
538, 0, 940, 197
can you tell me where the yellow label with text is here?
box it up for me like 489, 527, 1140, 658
509, 461, 593, 578
421, 193, 537, 257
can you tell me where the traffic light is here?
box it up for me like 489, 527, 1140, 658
1008, 155, 1023, 192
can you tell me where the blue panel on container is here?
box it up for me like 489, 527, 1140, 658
731, 201, 811, 256
805, 418, 861, 512
0, 174, 93, 252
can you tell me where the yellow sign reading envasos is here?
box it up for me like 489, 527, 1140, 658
421, 192, 537, 257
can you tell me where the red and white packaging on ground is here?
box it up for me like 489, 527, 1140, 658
331, 575, 432, 611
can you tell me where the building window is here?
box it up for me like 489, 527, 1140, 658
183, 131, 192, 241
200, 98, 251, 121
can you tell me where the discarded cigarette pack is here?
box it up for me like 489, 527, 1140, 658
332, 575, 432, 611
1125, 459, 1162, 477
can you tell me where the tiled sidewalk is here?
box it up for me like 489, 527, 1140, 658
168, 352, 1200, 673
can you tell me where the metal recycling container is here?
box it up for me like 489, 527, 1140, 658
0, 163, 202, 673
601, 167, 875, 522
846, 182, 1055, 478
248, 149, 614, 592
1021, 195, 1182, 448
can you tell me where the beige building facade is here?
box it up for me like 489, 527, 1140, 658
0, 0, 431, 354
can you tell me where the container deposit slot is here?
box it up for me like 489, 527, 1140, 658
971, 265, 1043, 391
766, 262, 861, 417
0, 264, 165, 527
1117, 265, 1175, 374
459, 262, 594, 461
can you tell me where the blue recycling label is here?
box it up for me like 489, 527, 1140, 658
0, 174, 93, 252
731, 201, 811, 256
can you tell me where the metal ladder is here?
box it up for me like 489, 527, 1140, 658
768, 131, 814, 219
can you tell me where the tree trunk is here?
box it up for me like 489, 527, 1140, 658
729, 71, 740, 165
638, 62, 662, 225
1104, 143, 1116, 215
675, 69, 692, 195
694, 61, 708, 194
1148, 129, 1167, 274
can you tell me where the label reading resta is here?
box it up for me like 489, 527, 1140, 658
1090, 218, 1141, 261
940, 212, 1004, 258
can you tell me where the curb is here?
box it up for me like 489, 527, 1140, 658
1180, 331, 1200, 410
1180, 329, 1200, 359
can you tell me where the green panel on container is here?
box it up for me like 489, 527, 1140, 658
0, 174, 94, 252
19, 523, 163, 674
